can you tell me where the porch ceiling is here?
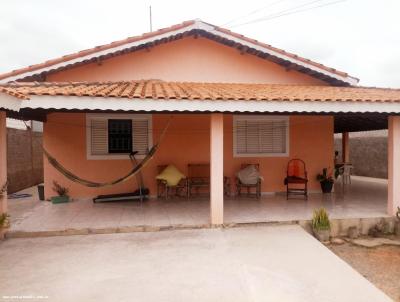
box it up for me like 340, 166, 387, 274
334, 114, 388, 133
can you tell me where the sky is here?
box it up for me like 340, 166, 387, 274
1, 0, 399, 87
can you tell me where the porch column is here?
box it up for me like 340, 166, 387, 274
0, 111, 7, 214
388, 116, 400, 216
210, 113, 224, 225
342, 132, 350, 163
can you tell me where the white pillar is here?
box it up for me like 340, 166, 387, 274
210, 113, 224, 225
388, 116, 400, 216
0, 111, 7, 214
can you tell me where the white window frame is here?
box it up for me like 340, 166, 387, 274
233, 115, 289, 157
86, 113, 153, 160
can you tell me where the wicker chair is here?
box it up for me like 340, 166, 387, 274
156, 165, 188, 199
284, 159, 308, 200
236, 164, 261, 198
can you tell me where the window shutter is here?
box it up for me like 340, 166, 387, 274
91, 119, 108, 155
271, 120, 286, 153
235, 118, 287, 155
236, 120, 247, 154
132, 119, 149, 155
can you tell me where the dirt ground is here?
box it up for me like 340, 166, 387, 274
330, 242, 400, 302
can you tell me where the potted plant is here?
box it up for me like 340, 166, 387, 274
311, 208, 331, 242
317, 168, 334, 193
0, 212, 10, 239
395, 206, 400, 236
51, 181, 70, 204
0, 181, 9, 240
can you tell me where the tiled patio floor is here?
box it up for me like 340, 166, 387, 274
8, 176, 388, 233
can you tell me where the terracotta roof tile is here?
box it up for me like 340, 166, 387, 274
0, 86, 29, 100
2, 81, 400, 103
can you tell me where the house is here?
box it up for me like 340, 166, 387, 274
0, 19, 399, 225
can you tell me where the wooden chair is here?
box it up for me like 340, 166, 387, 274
156, 165, 188, 199
284, 159, 308, 200
188, 164, 210, 197
236, 164, 261, 198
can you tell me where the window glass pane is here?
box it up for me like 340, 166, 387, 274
108, 119, 132, 153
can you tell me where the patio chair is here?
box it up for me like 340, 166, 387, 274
188, 164, 210, 197
236, 164, 261, 198
339, 163, 353, 185
156, 165, 188, 199
284, 159, 308, 200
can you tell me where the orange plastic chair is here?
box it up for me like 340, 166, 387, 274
284, 159, 308, 200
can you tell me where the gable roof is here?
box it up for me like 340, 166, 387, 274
0, 20, 358, 86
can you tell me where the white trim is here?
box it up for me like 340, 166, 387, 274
0, 20, 357, 85
85, 113, 152, 160
0, 93, 22, 111
23, 95, 400, 114
233, 115, 289, 157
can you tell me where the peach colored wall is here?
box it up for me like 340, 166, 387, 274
224, 115, 334, 193
43, 113, 210, 198
47, 37, 327, 85
43, 113, 333, 199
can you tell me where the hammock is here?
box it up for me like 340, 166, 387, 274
43, 119, 171, 188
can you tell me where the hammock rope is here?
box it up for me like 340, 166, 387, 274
43, 118, 171, 188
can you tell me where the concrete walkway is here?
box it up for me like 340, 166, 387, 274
0, 225, 390, 302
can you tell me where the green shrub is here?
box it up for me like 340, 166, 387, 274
316, 168, 334, 184
52, 181, 69, 197
312, 208, 330, 230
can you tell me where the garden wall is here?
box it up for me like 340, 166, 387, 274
7, 128, 43, 193
334, 133, 387, 179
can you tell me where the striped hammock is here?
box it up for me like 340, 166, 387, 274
43, 119, 171, 188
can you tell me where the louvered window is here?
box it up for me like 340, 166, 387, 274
132, 120, 150, 155
233, 116, 289, 157
87, 114, 152, 159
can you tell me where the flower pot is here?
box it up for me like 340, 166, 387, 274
0, 224, 9, 240
320, 181, 333, 193
313, 228, 330, 242
51, 195, 70, 204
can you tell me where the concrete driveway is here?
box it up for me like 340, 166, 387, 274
0, 225, 391, 302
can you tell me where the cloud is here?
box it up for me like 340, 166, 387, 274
0, 0, 400, 87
